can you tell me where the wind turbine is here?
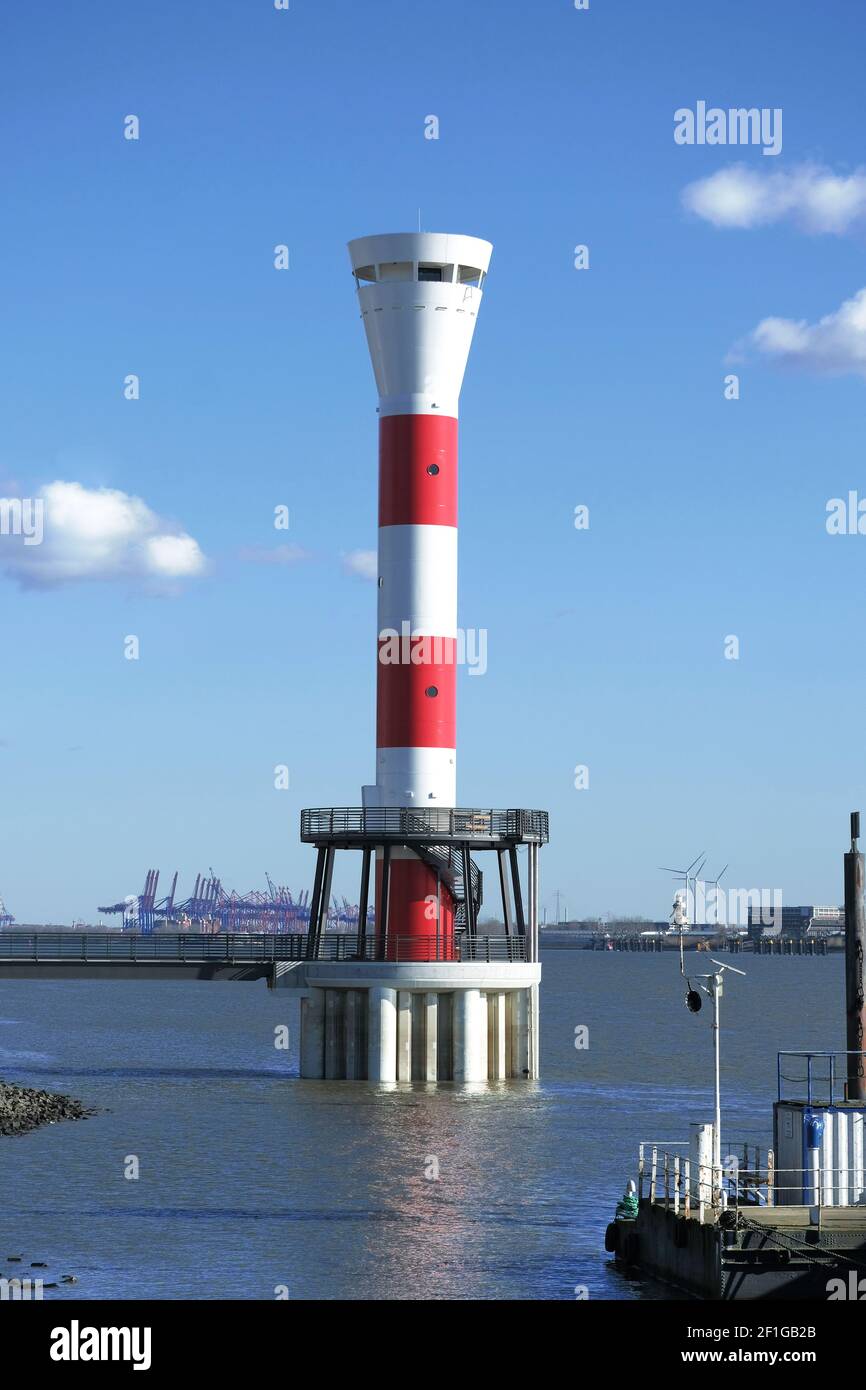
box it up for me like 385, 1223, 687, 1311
706, 863, 728, 937
659, 853, 706, 928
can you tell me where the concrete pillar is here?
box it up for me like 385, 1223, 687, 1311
510, 991, 524, 1079
689, 1122, 714, 1210
492, 991, 507, 1080
324, 989, 343, 1080
528, 982, 540, 1080
368, 986, 397, 1083
511, 988, 532, 1079
397, 990, 412, 1081
300, 989, 325, 1079
453, 988, 485, 1083
345, 990, 359, 1080
478, 992, 488, 1080
425, 992, 438, 1082
437, 992, 453, 1080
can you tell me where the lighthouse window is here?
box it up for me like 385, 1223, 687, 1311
418, 265, 443, 282
425, 686, 439, 698
378, 261, 412, 282
426, 464, 440, 476
354, 266, 376, 284
457, 265, 483, 286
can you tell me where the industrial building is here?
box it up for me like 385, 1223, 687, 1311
747, 904, 845, 941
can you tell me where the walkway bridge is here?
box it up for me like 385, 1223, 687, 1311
0, 931, 529, 983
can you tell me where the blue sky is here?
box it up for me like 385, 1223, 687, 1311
2, 0, 866, 923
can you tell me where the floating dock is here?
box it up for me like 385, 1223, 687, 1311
606, 813, 866, 1299
608, 1098, 866, 1299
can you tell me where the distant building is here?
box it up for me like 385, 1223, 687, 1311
747, 904, 844, 941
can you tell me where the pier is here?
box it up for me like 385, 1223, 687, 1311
563, 933, 838, 953
0, 927, 537, 1083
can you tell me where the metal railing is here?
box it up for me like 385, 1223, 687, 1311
416, 842, 482, 925
312, 934, 528, 962
0, 931, 528, 965
639, 1140, 866, 1214
300, 807, 549, 845
638, 1142, 777, 1221
0, 932, 306, 963
772, 1163, 866, 1208
778, 1050, 866, 1105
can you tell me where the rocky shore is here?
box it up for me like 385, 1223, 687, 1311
0, 1079, 94, 1137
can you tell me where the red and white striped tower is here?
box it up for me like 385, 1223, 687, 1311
348, 233, 493, 959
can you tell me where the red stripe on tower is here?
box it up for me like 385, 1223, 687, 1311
378, 415, 458, 527
376, 635, 457, 749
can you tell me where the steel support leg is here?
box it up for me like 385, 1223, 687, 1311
357, 846, 371, 959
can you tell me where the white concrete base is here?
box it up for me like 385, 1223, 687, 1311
368, 986, 397, 1082
296, 965, 540, 1083
300, 990, 325, 1079
425, 992, 438, 1081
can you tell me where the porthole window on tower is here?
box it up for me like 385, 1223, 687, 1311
426, 464, 440, 475
425, 686, 439, 698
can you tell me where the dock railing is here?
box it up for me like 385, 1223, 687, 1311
638, 1142, 866, 1215
769, 1161, 866, 1207
777, 1049, 866, 1105
638, 1142, 778, 1221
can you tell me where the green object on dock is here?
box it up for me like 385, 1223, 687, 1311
615, 1189, 638, 1221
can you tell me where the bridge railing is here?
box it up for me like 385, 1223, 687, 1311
0, 931, 529, 964
0, 932, 307, 962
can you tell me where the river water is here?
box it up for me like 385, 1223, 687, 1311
0, 949, 845, 1300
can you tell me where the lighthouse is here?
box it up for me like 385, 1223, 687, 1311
355, 232, 491, 961
290, 231, 548, 1084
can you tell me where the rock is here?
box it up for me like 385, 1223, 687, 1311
0, 1079, 96, 1139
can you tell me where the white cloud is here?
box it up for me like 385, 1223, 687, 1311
736, 286, 866, 377
342, 549, 377, 581
682, 163, 866, 234
145, 534, 207, 577
0, 480, 207, 588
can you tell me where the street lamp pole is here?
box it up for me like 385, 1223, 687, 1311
712, 968, 723, 1187
683, 956, 746, 1204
